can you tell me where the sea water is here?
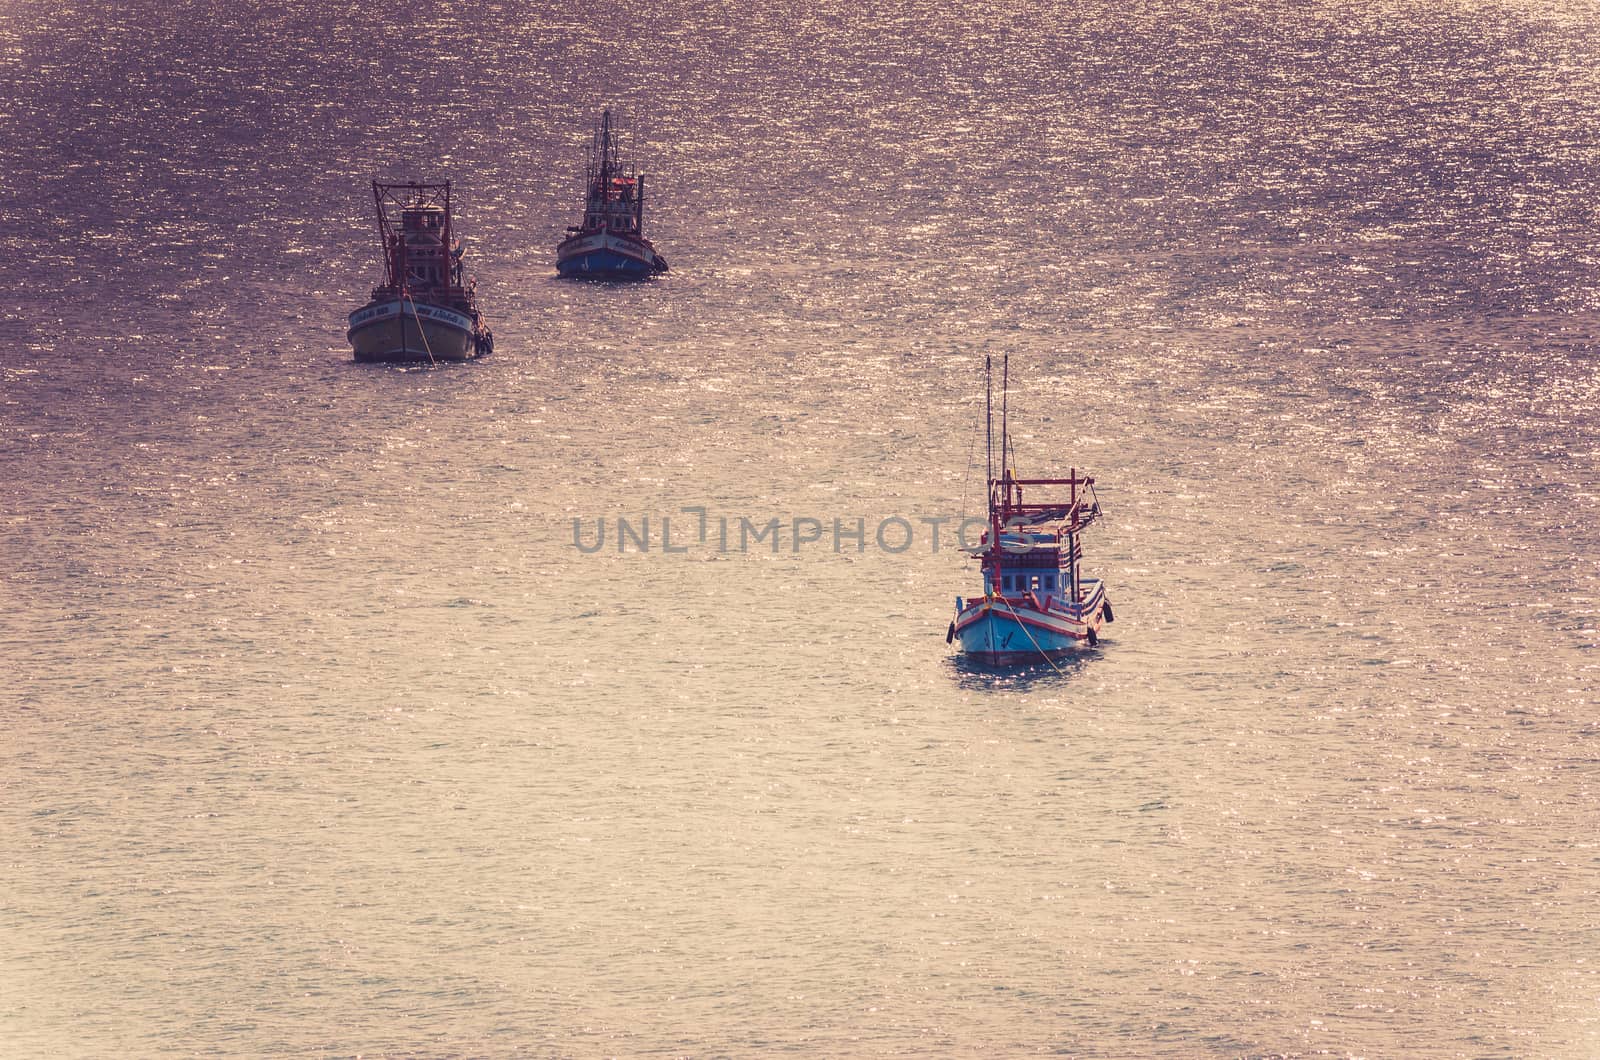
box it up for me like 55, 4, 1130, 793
2, 1, 1597, 1055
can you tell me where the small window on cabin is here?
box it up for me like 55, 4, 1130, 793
1030, 576, 1040, 591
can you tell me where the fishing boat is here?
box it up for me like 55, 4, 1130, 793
947, 355, 1116, 666
556, 109, 669, 279
347, 180, 493, 363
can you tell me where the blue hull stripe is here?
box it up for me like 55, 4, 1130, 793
557, 250, 658, 278
957, 611, 1086, 659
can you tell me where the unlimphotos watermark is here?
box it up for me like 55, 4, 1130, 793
570, 507, 1048, 555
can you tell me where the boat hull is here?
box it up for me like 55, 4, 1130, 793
556, 231, 667, 279
347, 299, 486, 363
952, 582, 1107, 666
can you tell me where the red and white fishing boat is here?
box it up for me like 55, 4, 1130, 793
556, 110, 669, 279
948, 354, 1116, 665
347, 180, 493, 363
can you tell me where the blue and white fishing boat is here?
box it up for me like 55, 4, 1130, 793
947, 355, 1115, 665
556, 110, 669, 279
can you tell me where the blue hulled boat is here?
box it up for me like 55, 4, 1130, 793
947, 355, 1116, 665
556, 110, 669, 280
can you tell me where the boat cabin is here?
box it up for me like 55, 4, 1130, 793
989, 570, 1065, 596
398, 205, 449, 288
584, 176, 641, 234
981, 532, 1080, 600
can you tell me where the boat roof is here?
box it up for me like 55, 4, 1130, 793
958, 521, 1095, 556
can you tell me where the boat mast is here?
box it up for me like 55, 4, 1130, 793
585, 123, 596, 200
984, 355, 993, 500
1069, 467, 1080, 604
595, 109, 604, 203
371, 180, 384, 280
985, 355, 1000, 596
979, 357, 992, 598
634, 111, 646, 232
1000, 353, 1011, 508
441, 180, 452, 279
600, 109, 615, 203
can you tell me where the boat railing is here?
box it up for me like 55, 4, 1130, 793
989, 473, 1100, 529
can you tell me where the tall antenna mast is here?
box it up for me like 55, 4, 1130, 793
1000, 353, 1010, 495
600, 109, 612, 200
984, 355, 993, 499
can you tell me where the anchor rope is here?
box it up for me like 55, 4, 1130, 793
995, 596, 1068, 676
402, 288, 438, 366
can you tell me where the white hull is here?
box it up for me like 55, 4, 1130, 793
347, 299, 484, 362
